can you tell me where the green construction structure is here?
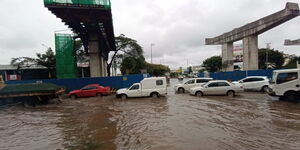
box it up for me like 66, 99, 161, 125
45, 0, 116, 77
55, 34, 77, 79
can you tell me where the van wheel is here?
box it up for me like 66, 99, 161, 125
284, 91, 299, 101
196, 91, 203, 97
178, 88, 185, 93
70, 94, 77, 100
151, 93, 159, 98
121, 94, 127, 100
227, 91, 235, 97
261, 86, 269, 92
96, 93, 102, 97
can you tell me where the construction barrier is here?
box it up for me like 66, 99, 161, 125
5, 74, 148, 92
199, 70, 274, 81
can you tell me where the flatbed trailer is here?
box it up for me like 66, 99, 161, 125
0, 83, 65, 106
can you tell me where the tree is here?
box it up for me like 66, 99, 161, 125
283, 56, 300, 69
36, 48, 56, 78
11, 57, 36, 75
120, 57, 146, 75
108, 34, 144, 76
146, 63, 170, 76
11, 48, 56, 78
202, 56, 222, 73
258, 48, 284, 69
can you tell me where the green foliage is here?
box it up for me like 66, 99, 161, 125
170, 72, 179, 78
11, 48, 56, 78
109, 34, 145, 76
258, 48, 284, 69
187, 66, 193, 74
283, 56, 300, 69
120, 57, 146, 75
146, 63, 170, 76
202, 56, 222, 73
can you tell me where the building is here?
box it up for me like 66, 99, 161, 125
0, 65, 49, 81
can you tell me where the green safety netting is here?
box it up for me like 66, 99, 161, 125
55, 34, 77, 79
44, 0, 111, 8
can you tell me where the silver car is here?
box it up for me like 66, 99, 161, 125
190, 80, 244, 97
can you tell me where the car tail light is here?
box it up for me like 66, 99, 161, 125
241, 86, 243, 89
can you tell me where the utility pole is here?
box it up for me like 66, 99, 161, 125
150, 43, 155, 64
266, 43, 271, 69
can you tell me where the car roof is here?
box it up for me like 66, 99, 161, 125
245, 76, 267, 78
207, 80, 229, 83
188, 78, 213, 80
273, 69, 300, 73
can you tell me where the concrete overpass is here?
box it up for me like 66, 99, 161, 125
205, 2, 299, 71
45, 0, 115, 77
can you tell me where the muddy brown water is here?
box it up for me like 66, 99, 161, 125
1, 79, 300, 150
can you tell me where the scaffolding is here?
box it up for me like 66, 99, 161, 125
55, 34, 77, 79
44, 0, 111, 9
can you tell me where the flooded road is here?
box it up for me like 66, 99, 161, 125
1, 79, 300, 150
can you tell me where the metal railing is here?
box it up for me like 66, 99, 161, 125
44, 0, 111, 8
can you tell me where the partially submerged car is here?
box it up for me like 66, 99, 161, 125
116, 77, 167, 100
190, 80, 244, 97
233, 76, 269, 92
68, 84, 111, 99
174, 78, 213, 93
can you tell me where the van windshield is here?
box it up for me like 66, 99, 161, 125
271, 72, 277, 84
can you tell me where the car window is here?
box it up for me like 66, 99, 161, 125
218, 82, 230, 87
82, 86, 97, 90
207, 82, 219, 87
252, 78, 264, 82
277, 72, 298, 84
243, 78, 253, 82
196, 79, 210, 83
129, 85, 140, 90
156, 80, 163, 86
185, 80, 195, 84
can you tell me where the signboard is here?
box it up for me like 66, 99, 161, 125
233, 44, 243, 70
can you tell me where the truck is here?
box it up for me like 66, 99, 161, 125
116, 77, 167, 100
268, 69, 300, 101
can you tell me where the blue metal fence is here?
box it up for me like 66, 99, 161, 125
199, 69, 273, 81
5, 74, 148, 92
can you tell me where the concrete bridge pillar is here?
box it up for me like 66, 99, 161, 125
243, 35, 259, 70
222, 42, 234, 71
89, 33, 107, 77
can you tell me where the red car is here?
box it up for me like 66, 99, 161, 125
68, 84, 111, 99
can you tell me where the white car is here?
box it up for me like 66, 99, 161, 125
174, 78, 213, 93
190, 80, 244, 97
233, 76, 270, 92
268, 69, 300, 101
116, 77, 167, 100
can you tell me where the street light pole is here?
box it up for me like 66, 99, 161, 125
266, 43, 271, 69
151, 43, 155, 64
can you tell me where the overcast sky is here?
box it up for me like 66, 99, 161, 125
0, 0, 300, 69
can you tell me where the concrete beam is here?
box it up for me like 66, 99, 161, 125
206, 2, 299, 45
222, 43, 234, 71
284, 39, 300, 45
89, 33, 107, 77
243, 35, 259, 70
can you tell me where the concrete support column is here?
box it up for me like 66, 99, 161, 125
89, 33, 107, 77
222, 42, 234, 72
243, 35, 259, 70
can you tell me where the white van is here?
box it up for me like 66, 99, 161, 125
269, 69, 300, 101
116, 77, 167, 100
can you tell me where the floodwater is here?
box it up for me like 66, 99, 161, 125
1, 79, 300, 150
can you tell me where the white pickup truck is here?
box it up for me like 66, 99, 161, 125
116, 77, 167, 100
268, 69, 300, 101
